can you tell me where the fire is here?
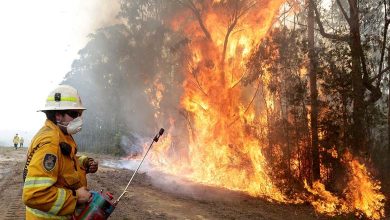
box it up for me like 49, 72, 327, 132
144, 76, 165, 119
304, 151, 385, 219
135, 0, 386, 219
178, 1, 285, 200
304, 180, 349, 216
343, 152, 386, 219
147, 0, 287, 201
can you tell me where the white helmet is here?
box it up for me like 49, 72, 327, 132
39, 85, 86, 111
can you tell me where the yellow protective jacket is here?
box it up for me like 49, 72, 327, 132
13, 135, 19, 144
22, 120, 88, 220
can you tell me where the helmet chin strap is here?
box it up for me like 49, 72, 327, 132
56, 117, 83, 135
56, 121, 69, 135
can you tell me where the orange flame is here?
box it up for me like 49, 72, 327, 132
179, 0, 285, 200
144, 76, 165, 119
304, 151, 385, 219
148, 0, 287, 201
343, 152, 386, 219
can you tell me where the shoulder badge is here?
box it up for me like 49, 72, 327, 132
43, 154, 57, 172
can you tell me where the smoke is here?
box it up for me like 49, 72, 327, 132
120, 133, 144, 157
101, 158, 151, 172
102, 159, 251, 202
147, 170, 252, 202
63, 1, 191, 153
65, 0, 122, 55
0, 0, 123, 142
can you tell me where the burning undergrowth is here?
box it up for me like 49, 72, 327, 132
304, 151, 386, 219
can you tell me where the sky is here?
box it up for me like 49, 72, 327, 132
0, 1, 120, 146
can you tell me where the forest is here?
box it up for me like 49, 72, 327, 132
63, 0, 389, 219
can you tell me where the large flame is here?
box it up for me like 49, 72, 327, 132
140, 0, 386, 219
170, 0, 287, 201
304, 151, 385, 219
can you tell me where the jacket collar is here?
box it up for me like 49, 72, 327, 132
44, 119, 76, 148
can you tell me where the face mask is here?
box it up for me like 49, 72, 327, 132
58, 117, 83, 134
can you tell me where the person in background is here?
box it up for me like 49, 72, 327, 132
22, 85, 98, 219
19, 136, 24, 148
13, 133, 19, 150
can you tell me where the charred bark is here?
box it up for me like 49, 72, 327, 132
178, 0, 212, 41
348, 0, 367, 154
308, 0, 320, 181
388, 47, 390, 154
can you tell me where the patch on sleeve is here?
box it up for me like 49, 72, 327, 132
43, 154, 57, 172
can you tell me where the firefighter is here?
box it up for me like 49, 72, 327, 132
19, 136, 24, 147
22, 85, 98, 219
13, 133, 19, 149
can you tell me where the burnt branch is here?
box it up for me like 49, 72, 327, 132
278, 4, 294, 23
335, 0, 351, 25
228, 76, 261, 127
369, 66, 390, 84
312, 0, 349, 42
230, 70, 248, 89
184, 56, 209, 96
190, 65, 209, 96
381, 66, 390, 75
363, 1, 390, 102
364, 83, 382, 104
278, 0, 296, 21
179, 109, 196, 141
375, 2, 390, 87
177, 0, 212, 40
222, 1, 257, 66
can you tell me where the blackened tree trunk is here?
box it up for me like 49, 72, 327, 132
308, 0, 320, 181
349, 0, 366, 154
388, 48, 390, 155
312, 0, 374, 155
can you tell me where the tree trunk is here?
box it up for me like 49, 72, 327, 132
388, 88, 390, 154
342, 95, 348, 149
281, 85, 291, 174
349, 0, 367, 155
308, 0, 320, 181
388, 48, 390, 155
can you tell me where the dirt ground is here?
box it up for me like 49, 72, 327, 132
0, 146, 385, 220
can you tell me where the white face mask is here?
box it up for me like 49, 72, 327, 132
58, 117, 83, 134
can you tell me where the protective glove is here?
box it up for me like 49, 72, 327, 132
86, 158, 98, 173
76, 186, 92, 204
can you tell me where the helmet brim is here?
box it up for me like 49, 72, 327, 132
38, 107, 87, 112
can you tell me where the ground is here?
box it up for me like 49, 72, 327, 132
0, 146, 385, 220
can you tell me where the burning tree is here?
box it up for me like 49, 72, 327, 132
149, 0, 387, 218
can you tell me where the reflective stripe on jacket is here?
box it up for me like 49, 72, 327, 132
23, 120, 85, 219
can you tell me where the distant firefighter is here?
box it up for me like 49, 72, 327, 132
19, 136, 24, 147
13, 133, 19, 150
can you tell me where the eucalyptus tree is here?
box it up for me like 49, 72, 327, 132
312, 0, 390, 155
63, 0, 183, 154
